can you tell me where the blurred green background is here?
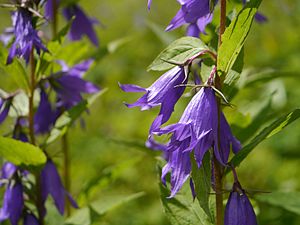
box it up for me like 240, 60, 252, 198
0, 0, 300, 224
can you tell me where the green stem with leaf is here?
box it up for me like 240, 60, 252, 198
29, 50, 45, 225
214, 0, 227, 224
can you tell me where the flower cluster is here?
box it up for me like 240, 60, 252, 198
0, 1, 100, 223
148, 0, 266, 37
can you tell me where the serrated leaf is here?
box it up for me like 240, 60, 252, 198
191, 153, 214, 223
0, 136, 46, 169
229, 109, 300, 169
217, 0, 262, 77
148, 37, 210, 71
45, 90, 106, 146
256, 192, 300, 215
158, 165, 213, 225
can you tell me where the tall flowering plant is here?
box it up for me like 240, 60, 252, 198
122, 0, 300, 225
0, 0, 101, 224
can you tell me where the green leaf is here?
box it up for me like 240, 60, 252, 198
158, 165, 213, 225
0, 44, 29, 90
191, 153, 214, 223
217, 0, 262, 77
65, 192, 144, 225
148, 37, 210, 71
45, 89, 106, 146
229, 109, 300, 169
0, 136, 46, 169
256, 192, 300, 215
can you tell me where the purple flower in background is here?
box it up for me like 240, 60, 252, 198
147, 0, 152, 9
24, 212, 39, 225
63, 4, 99, 46
154, 87, 241, 197
7, 9, 47, 64
166, 0, 217, 37
41, 160, 78, 215
0, 182, 24, 225
224, 181, 258, 225
120, 66, 187, 133
13, 117, 29, 142
45, 0, 60, 20
34, 89, 58, 134
49, 60, 99, 109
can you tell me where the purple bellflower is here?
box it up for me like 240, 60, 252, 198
224, 181, 258, 225
154, 87, 241, 197
48, 60, 99, 109
119, 66, 187, 133
147, 0, 152, 9
166, 0, 217, 37
0, 162, 17, 187
7, 8, 47, 64
0, 182, 24, 225
41, 160, 78, 215
63, 4, 99, 46
34, 89, 58, 134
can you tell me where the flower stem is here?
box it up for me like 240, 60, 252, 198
219, 0, 227, 46
62, 132, 71, 216
214, 0, 227, 222
52, 0, 58, 37
29, 50, 36, 145
29, 50, 44, 225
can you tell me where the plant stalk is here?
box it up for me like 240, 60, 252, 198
29, 50, 44, 225
52, 0, 58, 37
214, 0, 227, 223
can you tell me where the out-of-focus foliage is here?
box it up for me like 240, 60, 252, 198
0, 0, 299, 224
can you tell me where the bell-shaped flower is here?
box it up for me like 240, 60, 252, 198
41, 160, 78, 215
120, 66, 187, 133
7, 9, 47, 64
166, 0, 217, 37
48, 60, 100, 109
224, 181, 258, 225
0, 182, 24, 225
34, 89, 58, 134
155, 87, 241, 197
63, 4, 99, 46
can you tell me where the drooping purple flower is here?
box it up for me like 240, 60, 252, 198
154, 87, 241, 197
24, 212, 39, 225
34, 89, 58, 134
48, 60, 99, 109
0, 162, 17, 182
41, 160, 78, 215
166, 0, 217, 37
63, 4, 99, 46
224, 181, 258, 225
45, 0, 60, 20
0, 182, 24, 225
120, 66, 187, 133
7, 8, 47, 64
